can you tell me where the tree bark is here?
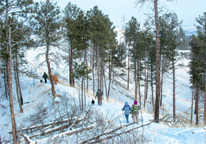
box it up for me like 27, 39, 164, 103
4, 71, 8, 99
134, 58, 137, 101
195, 84, 199, 125
172, 57, 175, 122
108, 53, 111, 98
14, 61, 23, 113
127, 47, 130, 90
92, 45, 95, 95
16, 61, 23, 106
138, 60, 141, 107
191, 87, 194, 124
160, 57, 165, 107
97, 40, 100, 88
86, 49, 88, 92
151, 60, 154, 112
204, 76, 206, 124
104, 68, 108, 100
8, 26, 18, 143
46, 42, 56, 97
154, 0, 161, 123
144, 51, 148, 109
69, 39, 74, 86
81, 76, 84, 111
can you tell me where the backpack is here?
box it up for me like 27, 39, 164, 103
130, 105, 140, 114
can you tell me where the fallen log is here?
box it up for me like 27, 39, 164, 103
79, 122, 136, 144
16, 115, 83, 133
43, 115, 86, 136
80, 115, 172, 144
20, 134, 32, 144
29, 114, 87, 139
66, 124, 95, 136
86, 121, 155, 144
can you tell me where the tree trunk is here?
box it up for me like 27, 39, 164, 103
14, 61, 23, 113
97, 41, 100, 88
144, 52, 148, 109
81, 76, 84, 111
46, 43, 56, 97
204, 76, 206, 124
138, 60, 141, 107
154, 0, 161, 123
151, 60, 155, 112
16, 60, 23, 106
160, 58, 165, 107
86, 49, 88, 92
172, 58, 175, 122
134, 58, 137, 101
191, 87, 194, 124
195, 84, 199, 125
84, 50, 86, 108
4, 71, 8, 99
127, 48, 130, 90
92, 45, 95, 95
104, 68, 108, 100
8, 27, 18, 143
69, 39, 74, 86
108, 55, 111, 98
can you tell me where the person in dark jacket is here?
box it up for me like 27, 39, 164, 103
95, 88, 103, 105
122, 101, 131, 123
42, 72, 48, 83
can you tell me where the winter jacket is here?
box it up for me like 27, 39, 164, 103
122, 102, 131, 115
53, 75, 58, 84
42, 72, 48, 79
95, 89, 103, 97
130, 104, 140, 114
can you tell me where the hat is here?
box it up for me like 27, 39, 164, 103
134, 101, 137, 105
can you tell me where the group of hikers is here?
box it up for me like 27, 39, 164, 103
94, 88, 140, 123
42, 72, 58, 85
42, 73, 140, 124
122, 100, 141, 123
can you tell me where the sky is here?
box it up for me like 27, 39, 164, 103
51, 0, 206, 32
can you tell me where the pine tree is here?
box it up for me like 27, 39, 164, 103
29, 0, 62, 97
176, 27, 189, 50
195, 12, 206, 125
142, 21, 155, 110
0, 0, 33, 143
159, 13, 179, 122
88, 6, 117, 98
135, 0, 162, 122
9, 16, 32, 113
125, 16, 143, 101
64, 2, 81, 87
189, 35, 204, 125
72, 10, 91, 109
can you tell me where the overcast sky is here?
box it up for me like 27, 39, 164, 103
35, 0, 206, 32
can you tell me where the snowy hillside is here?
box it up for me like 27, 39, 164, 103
0, 38, 206, 143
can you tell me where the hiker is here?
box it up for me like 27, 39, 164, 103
130, 100, 141, 123
122, 101, 131, 123
42, 72, 48, 83
95, 88, 103, 105
52, 75, 58, 85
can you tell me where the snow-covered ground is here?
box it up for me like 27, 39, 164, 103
0, 41, 206, 143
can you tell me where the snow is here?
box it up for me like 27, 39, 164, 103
0, 38, 206, 143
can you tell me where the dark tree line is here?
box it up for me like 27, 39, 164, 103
189, 12, 206, 125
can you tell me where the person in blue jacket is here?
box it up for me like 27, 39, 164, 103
122, 101, 131, 123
